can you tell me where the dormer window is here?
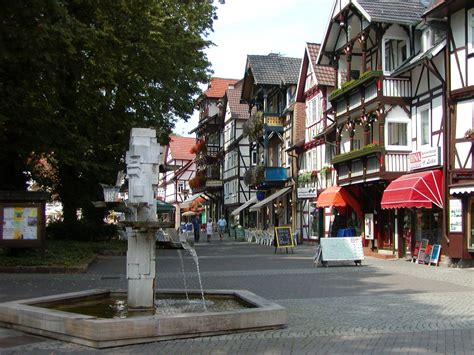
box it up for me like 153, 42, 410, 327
382, 36, 409, 74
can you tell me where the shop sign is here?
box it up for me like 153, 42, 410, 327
205, 180, 223, 187
449, 199, 462, 232
408, 147, 440, 171
297, 187, 317, 199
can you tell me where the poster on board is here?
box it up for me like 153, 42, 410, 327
364, 213, 374, 240
449, 199, 462, 232
1, 207, 39, 240
429, 244, 441, 266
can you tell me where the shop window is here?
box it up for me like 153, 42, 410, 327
469, 197, 474, 249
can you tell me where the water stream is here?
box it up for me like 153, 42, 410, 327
177, 249, 189, 301
185, 245, 207, 311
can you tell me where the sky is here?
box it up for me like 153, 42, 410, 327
173, 0, 334, 137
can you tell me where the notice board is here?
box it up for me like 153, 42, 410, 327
0, 191, 48, 249
320, 237, 364, 261
274, 226, 294, 248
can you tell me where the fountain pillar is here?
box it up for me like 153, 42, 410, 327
125, 128, 161, 310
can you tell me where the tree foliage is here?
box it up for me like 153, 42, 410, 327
0, 0, 216, 226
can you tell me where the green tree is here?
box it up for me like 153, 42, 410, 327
0, 0, 216, 229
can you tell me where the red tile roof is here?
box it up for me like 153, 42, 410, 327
307, 43, 335, 87
168, 136, 195, 161
203, 77, 239, 99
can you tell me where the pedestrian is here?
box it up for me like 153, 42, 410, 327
217, 216, 227, 241
192, 215, 201, 243
206, 218, 213, 242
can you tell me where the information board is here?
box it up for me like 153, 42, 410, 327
274, 226, 294, 248
1, 207, 39, 240
320, 237, 364, 262
429, 244, 441, 266
235, 227, 245, 240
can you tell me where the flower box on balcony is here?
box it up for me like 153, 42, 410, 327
328, 70, 382, 102
331, 144, 384, 165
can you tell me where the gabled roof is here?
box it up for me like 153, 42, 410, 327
318, 0, 431, 65
296, 43, 335, 102
246, 54, 302, 86
225, 80, 252, 120
168, 136, 195, 161
307, 43, 336, 87
202, 78, 239, 99
357, 0, 429, 25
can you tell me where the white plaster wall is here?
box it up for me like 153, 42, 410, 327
454, 100, 473, 169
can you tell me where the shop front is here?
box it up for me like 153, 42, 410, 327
448, 183, 474, 265
297, 187, 320, 241
316, 185, 362, 239
381, 169, 443, 258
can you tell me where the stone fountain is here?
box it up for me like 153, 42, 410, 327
0, 128, 287, 348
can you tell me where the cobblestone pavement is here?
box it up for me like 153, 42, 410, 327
0, 240, 473, 354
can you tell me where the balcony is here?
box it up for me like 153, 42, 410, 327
332, 145, 409, 184
263, 112, 285, 133
244, 166, 289, 190
329, 71, 411, 118
195, 144, 222, 165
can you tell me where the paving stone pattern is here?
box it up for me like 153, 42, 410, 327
0, 241, 473, 354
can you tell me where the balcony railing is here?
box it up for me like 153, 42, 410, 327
263, 112, 284, 133
332, 146, 409, 183
244, 165, 289, 189
329, 71, 411, 117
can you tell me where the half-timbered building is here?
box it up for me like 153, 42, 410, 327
295, 43, 337, 241
191, 77, 238, 223
318, 0, 447, 257
240, 54, 302, 229
222, 80, 256, 226
425, 0, 474, 266
159, 136, 196, 228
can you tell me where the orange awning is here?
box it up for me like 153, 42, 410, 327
316, 185, 362, 217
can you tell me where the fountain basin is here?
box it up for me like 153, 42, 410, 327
0, 289, 287, 348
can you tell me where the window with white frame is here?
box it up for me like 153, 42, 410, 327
312, 148, 317, 170
306, 150, 312, 170
306, 96, 320, 126
382, 37, 409, 73
419, 106, 431, 147
177, 181, 185, 193
325, 144, 335, 165
300, 152, 307, 170
386, 118, 410, 150
469, 9, 474, 53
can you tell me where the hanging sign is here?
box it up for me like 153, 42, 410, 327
297, 187, 317, 199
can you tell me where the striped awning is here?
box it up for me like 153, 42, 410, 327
231, 196, 258, 216
381, 169, 443, 209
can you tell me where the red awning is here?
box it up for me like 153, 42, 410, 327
381, 169, 443, 209
316, 185, 362, 217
